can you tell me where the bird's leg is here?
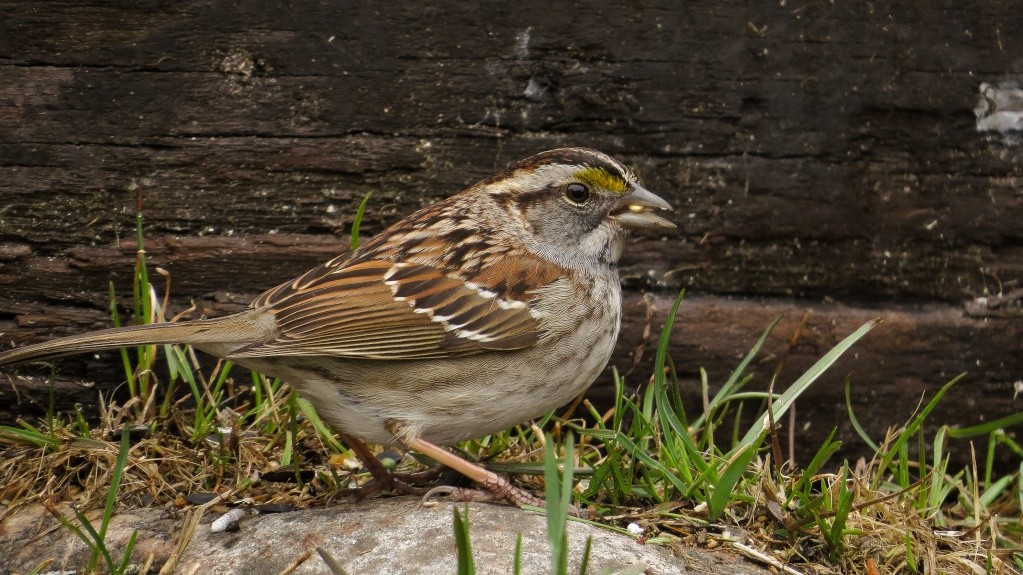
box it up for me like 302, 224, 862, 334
407, 436, 545, 508
383, 421, 544, 508
338, 432, 428, 497
340, 432, 446, 484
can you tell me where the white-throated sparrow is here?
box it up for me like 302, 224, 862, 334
0, 148, 674, 507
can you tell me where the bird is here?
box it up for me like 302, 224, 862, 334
0, 147, 675, 507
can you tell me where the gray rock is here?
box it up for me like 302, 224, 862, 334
1, 498, 772, 575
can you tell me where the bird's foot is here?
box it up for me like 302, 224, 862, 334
340, 433, 440, 498
353, 464, 448, 498
422, 481, 544, 508
422, 484, 594, 518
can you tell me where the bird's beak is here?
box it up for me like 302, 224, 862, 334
613, 185, 676, 229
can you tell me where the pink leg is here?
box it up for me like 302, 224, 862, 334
400, 435, 545, 508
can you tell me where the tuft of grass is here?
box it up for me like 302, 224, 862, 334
574, 292, 874, 523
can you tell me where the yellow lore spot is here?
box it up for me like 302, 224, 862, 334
574, 167, 628, 194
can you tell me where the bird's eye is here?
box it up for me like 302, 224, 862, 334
564, 183, 590, 204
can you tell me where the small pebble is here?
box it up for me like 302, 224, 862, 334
211, 508, 246, 533
377, 450, 402, 469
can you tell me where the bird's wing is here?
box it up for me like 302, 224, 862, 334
232, 255, 556, 360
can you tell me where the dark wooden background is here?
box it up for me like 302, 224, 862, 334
1, 2, 1021, 466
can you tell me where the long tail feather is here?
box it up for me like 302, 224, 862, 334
0, 310, 274, 365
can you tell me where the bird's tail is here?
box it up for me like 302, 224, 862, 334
0, 309, 274, 365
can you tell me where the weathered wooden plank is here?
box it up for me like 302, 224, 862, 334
0, 2, 1021, 466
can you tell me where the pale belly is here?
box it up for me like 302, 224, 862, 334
226, 268, 621, 444
231, 286, 621, 445
238, 319, 617, 445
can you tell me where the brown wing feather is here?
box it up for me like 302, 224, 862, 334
239, 195, 567, 360
233, 256, 552, 360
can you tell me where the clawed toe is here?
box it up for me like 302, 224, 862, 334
422, 485, 594, 518
423, 485, 479, 502
422, 485, 511, 504
421, 483, 546, 508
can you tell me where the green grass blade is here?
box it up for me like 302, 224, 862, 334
791, 428, 841, 497
980, 474, 1015, 508
115, 529, 139, 575
48, 508, 89, 549
295, 396, 346, 453
133, 207, 151, 326
649, 290, 708, 486
654, 380, 707, 481
845, 378, 879, 452
109, 281, 137, 396
692, 318, 779, 431
545, 433, 574, 575
826, 466, 855, 560
350, 193, 372, 250
652, 290, 684, 392
706, 442, 760, 521
0, 425, 60, 450
513, 532, 523, 575
99, 427, 132, 542
876, 374, 963, 482
578, 536, 593, 575
132, 204, 153, 398
453, 506, 476, 575
927, 426, 952, 516
947, 411, 1023, 438
73, 506, 116, 572
736, 319, 878, 452
610, 432, 689, 495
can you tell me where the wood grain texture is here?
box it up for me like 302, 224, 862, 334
1, 2, 1021, 464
